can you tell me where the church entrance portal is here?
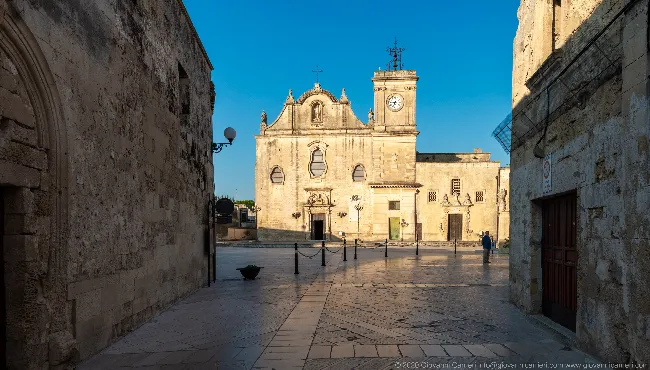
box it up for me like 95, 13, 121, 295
311, 214, 325, 240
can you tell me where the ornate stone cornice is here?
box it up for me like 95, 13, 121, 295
368, 183, 422, 188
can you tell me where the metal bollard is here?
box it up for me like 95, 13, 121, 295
454, 238, 457, 255
416, 238, 419, 256
354, 239, 358, 260
294, 243, 299, 275
321, 240, 326, 266
385, 239, 388, 258
343, 238, 347, 261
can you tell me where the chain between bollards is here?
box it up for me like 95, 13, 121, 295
385, 239, 388, 258
354, 239, 358, 260
294, 243, 299, 275
321, 240, 326, 266
454, 238, 457, 255
343, 238, 347, 261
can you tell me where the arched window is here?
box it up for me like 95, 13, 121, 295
352, 165, 366, 182
270, 166, 284, 184
309, 148, 325, 177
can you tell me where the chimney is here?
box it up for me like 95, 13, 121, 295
474, 148, 482, 153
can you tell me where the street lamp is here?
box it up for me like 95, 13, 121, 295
354, 204, 363, 242
252, 206, 261, 228
400, 219, 409, 242
212, 127, 237, 153
415, 189, 420, 255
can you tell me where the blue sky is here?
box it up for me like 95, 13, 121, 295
183, 1, 520, 201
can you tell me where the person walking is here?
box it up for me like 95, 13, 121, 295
482, 231, 492, 264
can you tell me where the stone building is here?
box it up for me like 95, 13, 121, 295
508, 0, 649, 364
0, 1, 214, 368
254, 68, 510, 243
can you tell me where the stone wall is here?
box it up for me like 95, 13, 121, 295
510, 0, 649, 364
0, 0, 214, 368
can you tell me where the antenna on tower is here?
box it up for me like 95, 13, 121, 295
386, 37, 405, 71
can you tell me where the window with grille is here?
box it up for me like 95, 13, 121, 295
389, 201, 400, 210
309, 148, 325, 177
451, 179, 461, 195
352, 165, 366, 182
428, 191, 437, 202
476, 191, 484, 202
270, 167, 284, 184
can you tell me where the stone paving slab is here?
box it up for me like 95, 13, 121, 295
78, 248, 607, 370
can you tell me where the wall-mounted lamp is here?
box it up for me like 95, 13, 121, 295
337, 212, 347, 218
212, 127, 237, 154
292, 212, 301, 219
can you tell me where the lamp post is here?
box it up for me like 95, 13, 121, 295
252, 205, 261, 230
400, 219, 409, 242
207, 127, 236, 286
415, 189, 420, 255
354, 204, 363, 242
212, 127, 237, 154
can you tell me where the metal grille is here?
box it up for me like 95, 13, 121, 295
270, 167, 284, 184
352, 165, 365, 182
492, 113, 512, 154
428, 191, 437, 202
451, 179, 461, 195
310, 149, 325, 176
476, 191, 484, 202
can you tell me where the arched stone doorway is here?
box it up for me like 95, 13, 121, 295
0, 1, 73, 368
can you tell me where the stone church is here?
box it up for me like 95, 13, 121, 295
255, 68, 510, 243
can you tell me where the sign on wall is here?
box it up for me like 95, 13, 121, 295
543, 154, 552, 194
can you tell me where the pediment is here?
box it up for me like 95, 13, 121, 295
296, 83, 338, 104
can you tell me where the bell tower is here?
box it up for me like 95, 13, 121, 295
372, 38, 419, 133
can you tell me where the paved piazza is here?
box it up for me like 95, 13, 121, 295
79, 247, 605, 370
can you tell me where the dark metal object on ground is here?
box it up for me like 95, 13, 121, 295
236, 266, 263, 280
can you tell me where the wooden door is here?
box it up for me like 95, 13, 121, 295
416, 223, 422, 241
542, 192, 577, 332
447, 214, 462, 241
389, 217, 400, 240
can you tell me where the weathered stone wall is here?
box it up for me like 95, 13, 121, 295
0, 0, 214, 368
510, 0, 649, 363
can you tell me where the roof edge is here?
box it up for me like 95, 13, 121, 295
177, 0, 213, 70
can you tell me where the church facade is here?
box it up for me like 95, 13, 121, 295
255, 69, 509, 243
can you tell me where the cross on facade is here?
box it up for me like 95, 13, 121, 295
312, 65, 323, 83
386, 37, 405, 71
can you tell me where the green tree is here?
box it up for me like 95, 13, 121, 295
234, 200, 255, 209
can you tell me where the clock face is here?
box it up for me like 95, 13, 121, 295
387, 94, 403, 111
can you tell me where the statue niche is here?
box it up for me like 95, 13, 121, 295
311, 101, 323, 123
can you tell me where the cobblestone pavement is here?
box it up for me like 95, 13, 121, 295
79, 247, 606, 370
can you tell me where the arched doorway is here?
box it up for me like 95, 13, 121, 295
0, 1, 71, 368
